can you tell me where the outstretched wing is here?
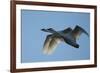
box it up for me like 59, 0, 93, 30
42, 35, 52, 54
72, 25, 89, 40
47, 37, 61, 54
42, 35, 61, 55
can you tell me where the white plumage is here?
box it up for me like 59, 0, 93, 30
41, 25, 89, 55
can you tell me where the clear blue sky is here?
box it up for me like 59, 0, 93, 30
21, 10, 90, 63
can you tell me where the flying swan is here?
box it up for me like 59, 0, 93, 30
41, 25, 89, 55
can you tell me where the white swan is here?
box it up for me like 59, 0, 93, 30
41, 25, 89, 55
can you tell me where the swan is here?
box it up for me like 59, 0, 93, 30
41, 25, 89, 55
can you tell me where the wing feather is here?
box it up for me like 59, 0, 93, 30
72, 25, 89, 40
42, 35, 52, 54
43, 35, 61, 55
47, 37, 61, 54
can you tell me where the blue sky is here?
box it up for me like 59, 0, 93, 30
21, 10, 90, 63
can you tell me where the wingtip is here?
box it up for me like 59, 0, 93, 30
43, 48, 53, 55
41, 29, 44, 31
41, 29, 47, 32
75, 25, 89, 37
